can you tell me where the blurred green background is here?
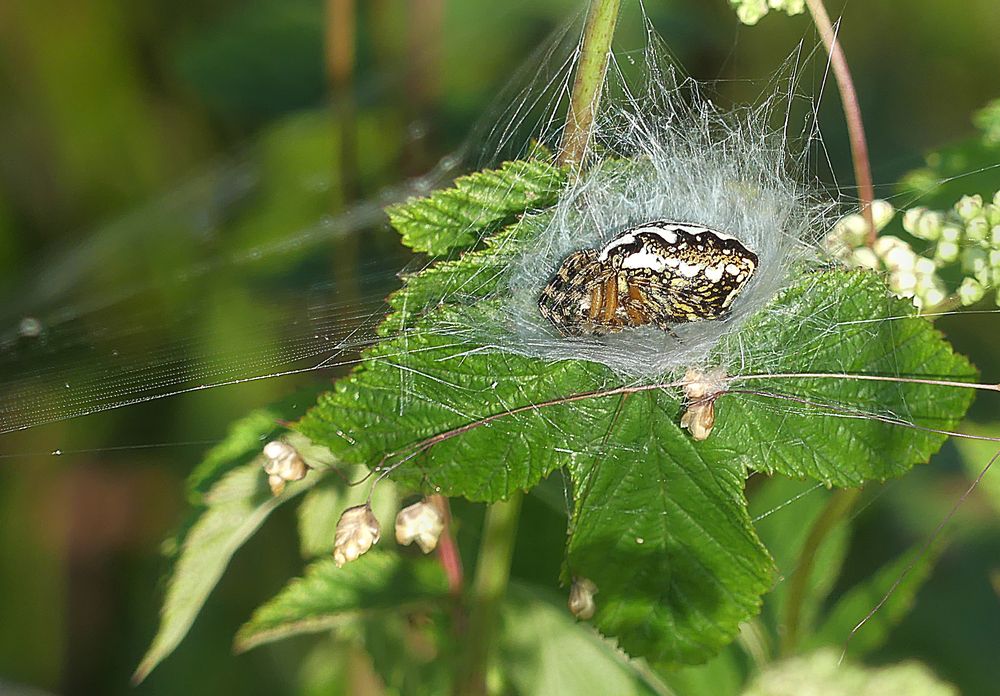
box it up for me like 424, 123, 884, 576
0, 0, 998, 694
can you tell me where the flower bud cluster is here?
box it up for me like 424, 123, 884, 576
826, 192, 1000, 309
729, 0, 804, 25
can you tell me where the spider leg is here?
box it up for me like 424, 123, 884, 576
600, 274, 619, 323
587, 283, 603, 322
621, 282, 651, 326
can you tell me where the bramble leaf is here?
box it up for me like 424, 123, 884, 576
703, 270, 976, 487
136, 399, 332, 683
135, 454, 320, 683
233, 551, 449, 653
386, 157, 566, 256
294, 158, 975, 666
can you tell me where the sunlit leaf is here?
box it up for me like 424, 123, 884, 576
294, 159, 974, 665
499, 583, 661, 696
742, 648, 957, 696
386, 157, 566, 256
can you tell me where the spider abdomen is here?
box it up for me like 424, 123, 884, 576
537, 220, 758, 336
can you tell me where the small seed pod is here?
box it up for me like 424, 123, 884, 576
262, 440, 309, 496
568, 577, 598, 620
333, 504, 381, 568
680, 367, 727, 441
395, 498, 445, 554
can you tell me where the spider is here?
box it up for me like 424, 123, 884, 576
538, 220, 758, 336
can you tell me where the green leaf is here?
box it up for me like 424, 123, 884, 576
703, 270, 976, 487
134, 454, 320, 683
386, 158, 566, 256
807, 542, 945, 658
234, 551, 449, 652
499, 583, 662, 696
296, 156, 974, 667
658, 645, 746, 696
742, 649, 958, 696
185, 386, 326, 504
296, 265, 973, 664
564, 391, 773, 665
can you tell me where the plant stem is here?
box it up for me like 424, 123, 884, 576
780, 487, 861, 656
455, 492, 523, 696
431, 495, 464, 596
805, 0, 876, 245
557, 0, 622, 169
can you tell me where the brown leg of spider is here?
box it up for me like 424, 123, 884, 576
600, 275, 618, 323
625, 303, 650, 326
588, 284, 603, 321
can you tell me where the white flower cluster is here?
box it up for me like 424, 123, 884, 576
729, 0, 805, 26
826, 192, 1000, 310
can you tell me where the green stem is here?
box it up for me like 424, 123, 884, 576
781, 487, 861, 656
805, 0, 876, 245
557, 0, 622, 169
455, 492, 523, 696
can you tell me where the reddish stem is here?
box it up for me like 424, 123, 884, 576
805, 0, 876, 245
430, 494, 464, 596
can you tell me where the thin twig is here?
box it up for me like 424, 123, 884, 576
805, 0, 876, 244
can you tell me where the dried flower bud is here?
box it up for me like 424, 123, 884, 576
834, 213, 870, 247
888, 270, 917, 298
568, 577, 598, 620
914, 275, 948, 309
395, 499, 445, 554
681, 402, 716, 441
262, 440, 309, 496
940, 224, 962, 243
919, 211, 945, 240
914, 256, 937, 277
680, 368, 726, 441
988, 197, 1000, 225
962, 247, 988, 278
333, 504, 381, 567
849, 247, 880, 270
